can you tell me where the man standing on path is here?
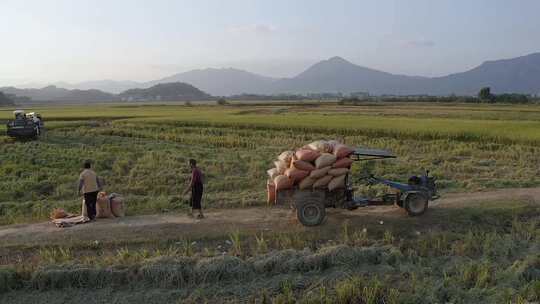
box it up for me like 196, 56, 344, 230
78, 160, 101, 221
183, 159, 204, 219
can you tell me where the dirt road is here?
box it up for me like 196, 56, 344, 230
1, 187, 539, 248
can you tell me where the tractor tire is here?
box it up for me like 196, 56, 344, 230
404, 193, 428, 216
296, 200, 326, 226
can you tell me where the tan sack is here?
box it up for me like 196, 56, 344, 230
310, 166, 331, 179
299, 177, 316, 190
278, 151, 295, 164
328, 175, 347, 191
50, 208, 68, 219
308, 140, 332, 153
329, 168, 349, 176
267, 168, 280, 180
267, 181, 276, 204
295, 149, 320, 162
313, 175, 333, 189
82, 199, 88, 218
292, 160, 316, 171
315, 153, 337, 169
96, 192, 115, 218
333, 157, 354, 169
327, 139, 342, 150
274, 175, 294, 190
333, 144, 354, 159
274, 160, 288, 174
285, 167, 309, 183
110, 195, 125, 217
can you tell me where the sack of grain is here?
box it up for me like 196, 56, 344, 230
110, 194, 125, 217
267, 181, 276, 204
327, 139, 342, 149
299, 177, 316, 190
50, 208, 68, 219
328, 175, 346, 191
295, 149, 320, 162
278, 151, 295, 164
96, 192, 115, 218
333, 144, 354, 159
274, 175, 294, 190
313, 175, 333, 189
82, 199, 88, 218
285, 167, 309, 183
333, 157, 354, 169
310, 166, 331, 179
267, 168, 280, 180
274, 160, 288, 174
292, 160, 316, 171
328, 168, 349, 176
308, 140, 332, 153
315, 153, 337, 169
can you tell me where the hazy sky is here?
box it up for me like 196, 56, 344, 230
2, 0, 540, 85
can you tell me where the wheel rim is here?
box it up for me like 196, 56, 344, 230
302, 204, 321, 224
408, 195, 426, 213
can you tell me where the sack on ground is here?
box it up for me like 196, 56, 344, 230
110, 194, 125, 217
82, 199, 88, 218
295, 149, 320, 162
313, 175, 333, 188
333, 144, 354, 159
285, 167, 309, 183
292, 160, 316, 171
299, 177, 316, 190
96, 192, 115, 218
333, 157, 353, 169
315, 153, 337, 169
274, 175, 294, 190
310, 166, 331, 179
328, 168, 349, 176
328, 175, 347, 191
50, 208, 68, 219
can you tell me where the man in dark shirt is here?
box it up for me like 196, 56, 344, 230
183, 159, 204, 219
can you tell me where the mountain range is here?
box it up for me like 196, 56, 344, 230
3, 52, 540, 98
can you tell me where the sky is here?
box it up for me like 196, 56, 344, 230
1, 0, 540, 85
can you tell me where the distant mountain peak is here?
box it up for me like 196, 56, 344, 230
326, 56, 351, 64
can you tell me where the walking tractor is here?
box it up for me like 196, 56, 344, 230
275, 148, 439, 226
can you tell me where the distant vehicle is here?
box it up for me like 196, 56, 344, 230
6, 110, 44, 139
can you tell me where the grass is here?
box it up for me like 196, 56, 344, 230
0, 199, 539, 303
1, 102, 540, 302
1, 102, 540, 224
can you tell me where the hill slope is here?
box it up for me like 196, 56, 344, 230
270, 53, 540, 95
0, 85, 117, 102
118, 82, 212, 101
147, 68, 276, 96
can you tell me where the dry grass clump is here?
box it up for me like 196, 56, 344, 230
139, 256, 195, 288
194, 255, 252, 283
0, 267, 20, 293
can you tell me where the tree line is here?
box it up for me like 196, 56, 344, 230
339, 87, 538, 105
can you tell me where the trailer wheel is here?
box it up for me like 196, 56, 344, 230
296, 200, 326, 226
404, 193, 428, 216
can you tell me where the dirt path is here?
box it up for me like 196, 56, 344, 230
1, 187, 539, 248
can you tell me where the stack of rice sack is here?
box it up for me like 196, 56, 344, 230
267, 140, 355, 204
